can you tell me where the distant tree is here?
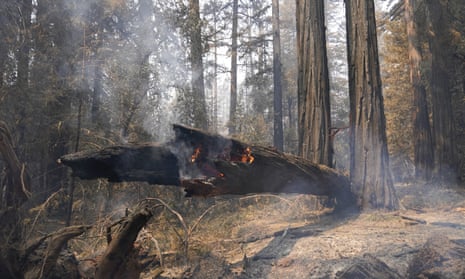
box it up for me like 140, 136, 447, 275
203, 0, 229, 132
325, 0, 350, 170
90, 3, 106, 128
32, 0, 78, 195
405, 0, 434, 180
278, 0, 298, 153
296, 0, 332, 166
230, 0, 238, 135
345, 0, 398, 209
382, 17, 415, 181
272, 0, 283, 151
236, 0, 273, 144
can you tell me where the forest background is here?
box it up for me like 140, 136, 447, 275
1, 0, 465, 277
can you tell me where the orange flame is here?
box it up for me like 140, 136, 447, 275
191, 147, 201, 163
241, 147, 254, 164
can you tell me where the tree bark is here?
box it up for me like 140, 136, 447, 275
61, 124, 355, 210
95, 206, 155, 279
59, 144, 180, 185
425, 0, 456, 180
345, 0, 398, 209
296, 0, 332, 166
189, 0, 208, 130
405, 0, 434, 180
272, 0, 284, 151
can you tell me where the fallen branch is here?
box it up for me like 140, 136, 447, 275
95, 203, 162, 279
395, 214, 427, 225
23, 225, 91, 279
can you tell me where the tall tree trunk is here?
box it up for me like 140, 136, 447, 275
296, 0, 332, 166
272, 0, 284, 151
91, 3, 105, 127
425, 0, 456, 180
189, 0, 208, 131
16, 0, 32, 152
405, 0, 434, 180
229, 0, 238, 135
345, 0, 398, 209
211, 4, 219, 133
16, 0, 31, 89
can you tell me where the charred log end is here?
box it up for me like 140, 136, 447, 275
59, 144, 181, 186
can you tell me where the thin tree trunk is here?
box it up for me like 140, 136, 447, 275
65, 91, 82, 227
212, 6, 218, 133
296, 0, 332, 166
272, 0, 284, 151
229, 0, 238, 135
405, 0, 434, 180
345, 0, 398, 209
16, 0, 32, 153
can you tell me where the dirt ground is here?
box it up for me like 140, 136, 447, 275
148, 183, 465, 279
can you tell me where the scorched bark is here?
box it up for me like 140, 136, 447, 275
60, 125, 355, 209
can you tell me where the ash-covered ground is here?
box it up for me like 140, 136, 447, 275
144, 183, 465, 279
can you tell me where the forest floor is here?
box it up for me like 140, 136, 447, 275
132, 182, 465, 279
64, 181, 465, 279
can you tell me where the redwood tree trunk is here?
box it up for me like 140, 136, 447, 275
405, 0, 434, 180
345, 0, 398, 209
296, 0, 332, 166
425, 0, 456, 180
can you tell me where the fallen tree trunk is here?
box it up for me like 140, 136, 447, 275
173, 125, 354, 208
59, 143, 179, 185
60, 124, 355, 209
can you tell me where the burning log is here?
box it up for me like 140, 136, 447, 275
59, 125, 355, 209
173, 125, 354, 208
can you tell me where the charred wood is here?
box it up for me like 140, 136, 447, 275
59, 143, 180, 186
95, 203, 161, 279
60, 124, 355, 209
173, 124, 355, 209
